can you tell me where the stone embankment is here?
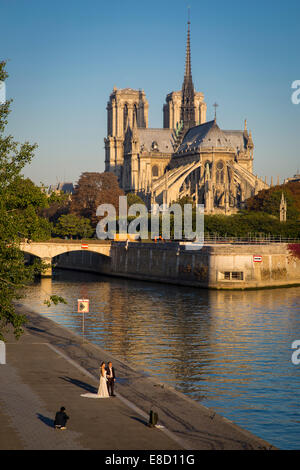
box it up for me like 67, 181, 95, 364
55, 242, 300, 289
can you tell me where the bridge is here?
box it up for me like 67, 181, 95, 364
20, 240, 112, 277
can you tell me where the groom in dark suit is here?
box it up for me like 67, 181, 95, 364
106, 361, 116, 397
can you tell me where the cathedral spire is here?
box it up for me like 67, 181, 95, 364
185, 18, 192, 80
180, 16, 196, 131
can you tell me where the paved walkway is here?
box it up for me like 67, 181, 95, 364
0, 330, 179, 450
0, 307, 276, 450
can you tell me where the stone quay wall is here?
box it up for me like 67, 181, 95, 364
54, 242, 300, 290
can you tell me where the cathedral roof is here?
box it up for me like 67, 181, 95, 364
223, 130, 247, 152
176, 120, 233, 153
175, 120, 251, 155
137, 128, 174, 153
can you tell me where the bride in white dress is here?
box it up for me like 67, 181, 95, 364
81, 362, 109, 399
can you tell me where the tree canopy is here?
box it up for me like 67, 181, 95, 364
54, 214, 94, 239
71, 172, 124, 226
40, 190, 70, 225
203, 212, 300, 239
126, 192, 146, 207
245, 182, 300, 220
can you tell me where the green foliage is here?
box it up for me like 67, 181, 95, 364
203, 212, 300, 238
246, 183, 300, 220
3, 176, 52, 241
40, 191, 70, 225
0, 244, 45, 340
54, 214, 94, 239
44, 295, 68, 308
48, 191, 69, 205
126, 193, 146, 207
6, 176, 49, 210
174, 195, 193, 209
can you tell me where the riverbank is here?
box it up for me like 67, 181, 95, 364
0, 305, 276, 450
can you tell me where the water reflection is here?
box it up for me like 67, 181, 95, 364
22, 269, 300, 449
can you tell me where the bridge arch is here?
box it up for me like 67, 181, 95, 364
20, 241, 112, 277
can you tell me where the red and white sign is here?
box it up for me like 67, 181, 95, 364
77, 299, 89, 313
81, 243, 89, 249
253, 255, 262, 262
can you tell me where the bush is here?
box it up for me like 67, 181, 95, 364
54, 214, 94, 239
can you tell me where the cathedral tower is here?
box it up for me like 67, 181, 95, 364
104, 87, 148, 182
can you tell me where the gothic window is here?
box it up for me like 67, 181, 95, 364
152, 165, 159, 178
204, 161, 211, 180
123, 104, 128, 131
216, 161, 224, 184
134, 104, 138, 126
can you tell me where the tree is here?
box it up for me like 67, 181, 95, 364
5, 176, 52, 241
54, 214, 94, 239
175, 195, 193, 209
126, 193, 146, 207
40, 190, 70, 225
246, 182, 300, 220
71, 172, 124, 227
0, 61, 62, 341
203, 212, 300, 239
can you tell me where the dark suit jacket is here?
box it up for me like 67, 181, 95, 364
106, 366, 116, 380
54, 411, 69, 426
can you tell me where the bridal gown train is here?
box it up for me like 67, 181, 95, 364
81, 371, 109, 399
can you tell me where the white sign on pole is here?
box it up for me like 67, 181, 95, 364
77, 299, 89, 313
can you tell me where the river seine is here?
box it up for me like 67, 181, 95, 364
22, 269, 300, 449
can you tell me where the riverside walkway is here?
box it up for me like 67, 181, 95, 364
0, 307, 276, 450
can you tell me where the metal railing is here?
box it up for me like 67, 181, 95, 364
202, 234, 300, 244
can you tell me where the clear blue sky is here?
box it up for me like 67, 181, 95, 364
1, 0, 300, 186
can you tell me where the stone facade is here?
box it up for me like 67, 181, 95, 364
163, 90, 206, 130
104, 87, 149, 181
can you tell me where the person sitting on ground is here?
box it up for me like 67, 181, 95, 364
54, 406, 69, 430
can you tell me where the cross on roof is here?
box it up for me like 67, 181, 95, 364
213, 102, 219, 121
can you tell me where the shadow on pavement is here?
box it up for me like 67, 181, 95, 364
26, 326, 46, 333
37, 413, 54, 428
130, 416, 149, 427
59, 376, 97, 393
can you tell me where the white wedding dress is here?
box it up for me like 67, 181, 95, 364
81, 370, 109, 399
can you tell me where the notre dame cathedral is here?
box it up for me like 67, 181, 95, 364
104, 21, 268, 214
